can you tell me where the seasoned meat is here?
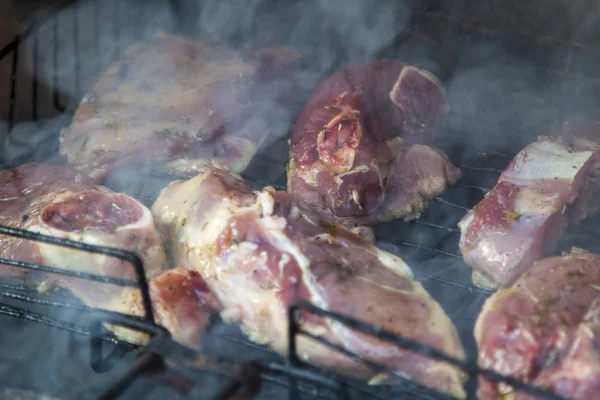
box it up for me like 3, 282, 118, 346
112, 266, 221, 347
458, 137, 594, 289
0, 162, 166, 282
152, 168, 467, 398
60, 31, 301, 182
475, 250, 600, 399
288, 60, 460, 230
378, 144, 462, 223
564, 120, 600, 222
0, 162, 212, 348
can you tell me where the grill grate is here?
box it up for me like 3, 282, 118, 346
2, 0, 600, 399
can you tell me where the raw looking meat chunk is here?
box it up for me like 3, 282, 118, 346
115, 266, 221, 348
563, 120, 600, 221
287, 60, 461, 231
152, 168, 468, 398
60, 31, 301, 182
0, 162, 213, 348
458, 137, 594, 290
475, 249, 600, 400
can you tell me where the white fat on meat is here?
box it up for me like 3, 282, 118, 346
458, 137, 595, 289
500, 138, 593, 185
152, 167, 468, 398
0, 163, 218, 350
28, 190, 164, 279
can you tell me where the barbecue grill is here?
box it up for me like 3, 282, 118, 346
1, 0, 600, 398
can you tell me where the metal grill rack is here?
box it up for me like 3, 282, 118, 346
2, 0, 600, 399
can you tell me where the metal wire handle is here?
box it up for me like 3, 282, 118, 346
288, 301, 570, 400
0, 223, 260, 400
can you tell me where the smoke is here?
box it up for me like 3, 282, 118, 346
4, 0, 600, 398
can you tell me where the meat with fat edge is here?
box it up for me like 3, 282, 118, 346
475, 249, 600, 399
287, 60, 460, 234
0, 162, 214, 348
458, 137, 594, 290
60, 31, 301, 182
152, 167, 467, 398
114, 266, 221, 347
563, 120, 600, 222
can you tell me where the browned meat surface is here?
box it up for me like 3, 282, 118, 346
458, 137, 595, 290
287, 60, 460, 232
114, 266, 221, 348
0, 162, 166, 282
152, 168, 467, 398
475, 250, 600, 399
60, 31, 301, 182
0, 162, 213, 348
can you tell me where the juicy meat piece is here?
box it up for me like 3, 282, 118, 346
475, 250, 600, 399
378, 145, 462, 223
0, 163, 212, 348
60, 31, 301, 182
458, 137, 594, 289
152, 168, 467, 398
564, 120, 600, 221
0, 162, 166, 283
112, 267, 221, 348
288, 60, 460, 227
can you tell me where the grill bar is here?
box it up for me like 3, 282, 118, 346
32, 31, 38, 121
8, 37, 19, 132
113, 0, 120, 59
0, 225, 154, 322
97, 351, 161, 400
53, 14, 64, 112
0, 301, 136, 349
72, 4, 80, 96
0, 257, 139, 287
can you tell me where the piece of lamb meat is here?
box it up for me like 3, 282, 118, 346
563, 120, 600, 222
475, 249, 600, 399
458, 137, 594, 290
112, 266, 221, 348
152, 167, 467, 398
287, 61, 460, 231
0, 162, 212, 348
60, 31, 301, 182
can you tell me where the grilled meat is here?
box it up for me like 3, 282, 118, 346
287, 60, 460, 231
152, 168, 467, 398
475, 249, 600, 400
458, 137, 594, 289
0, 162, 166, 282
60, 31, 301, 182
112, 266, 221, 347
0, 162, 213, 348
564, 120, 600, 222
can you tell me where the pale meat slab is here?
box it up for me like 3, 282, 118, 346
152, 168, 467, 398
458, 137, 594, 289
60, 31, 301, 182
